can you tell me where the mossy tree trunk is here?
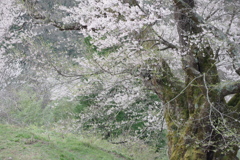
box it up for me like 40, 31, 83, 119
143, 0, 240, 159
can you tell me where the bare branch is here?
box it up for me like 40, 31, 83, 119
205, 8, 220, 21
22, 0, 96, 31
51, 21, 90, 31
151, 30, 178, 50
226, 10, 236, 35
50, 63, 101, 78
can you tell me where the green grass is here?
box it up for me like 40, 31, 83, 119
0, 124, 129, 160
0, 124, 168, 160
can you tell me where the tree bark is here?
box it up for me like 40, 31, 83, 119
147, 0, 240, 159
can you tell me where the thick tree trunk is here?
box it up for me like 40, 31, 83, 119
148, 0, 240, 159
146, 58, 240, 159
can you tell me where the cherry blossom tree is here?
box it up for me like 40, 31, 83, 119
17, 0, 240, 159
0, 0, 23, 88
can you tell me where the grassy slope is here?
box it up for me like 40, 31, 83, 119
0, 124, 129, 160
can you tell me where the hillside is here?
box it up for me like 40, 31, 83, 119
0, 124, 131, 160
0, 124, 166, 160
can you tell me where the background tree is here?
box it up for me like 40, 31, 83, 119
0, 0, 167, 151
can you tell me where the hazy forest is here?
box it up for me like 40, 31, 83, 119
1, 0, 240, 159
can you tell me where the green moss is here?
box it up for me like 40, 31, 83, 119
183, 148, 205, 160
193, 94, 204, 108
